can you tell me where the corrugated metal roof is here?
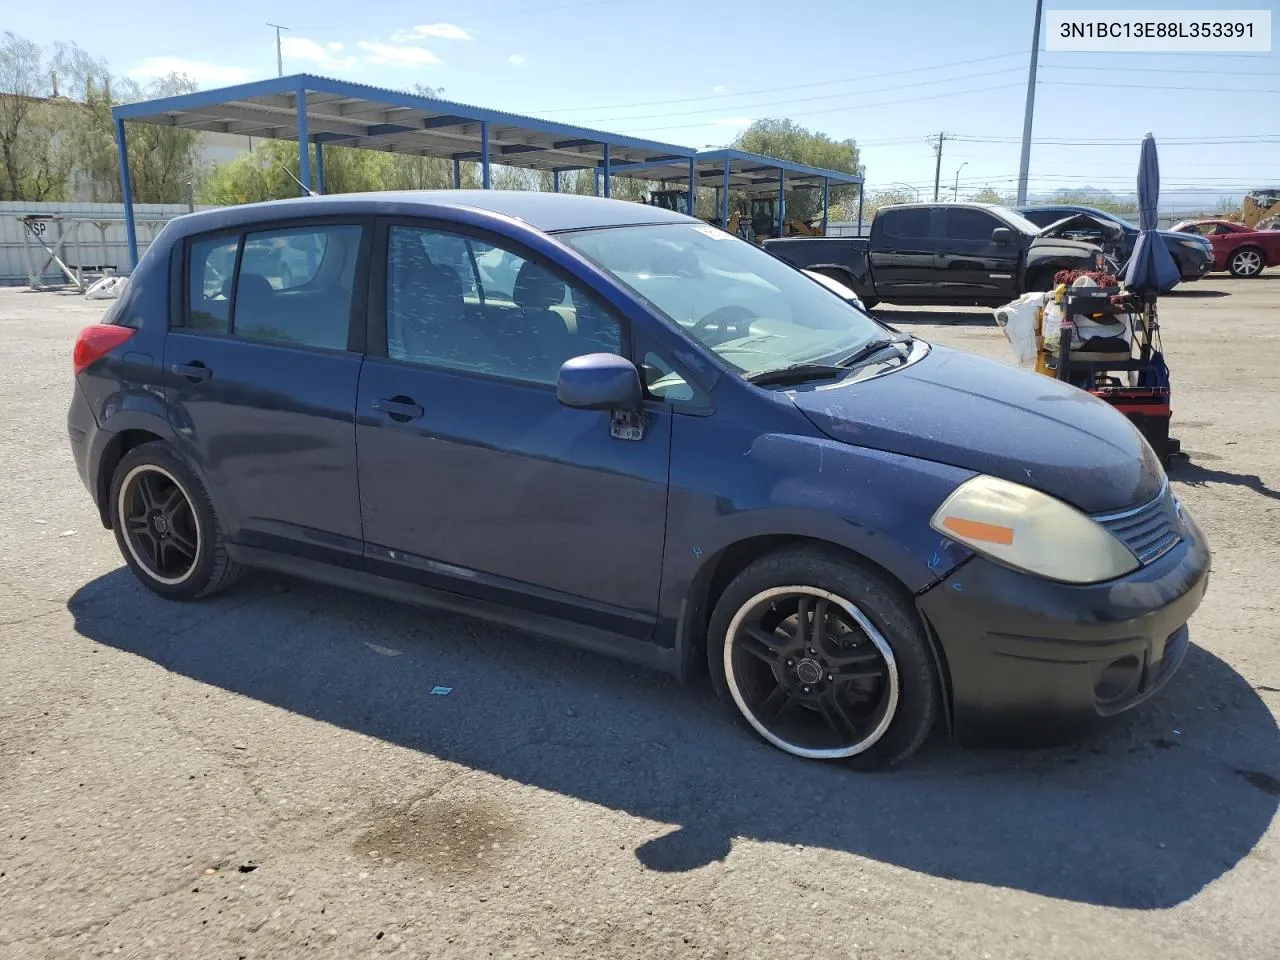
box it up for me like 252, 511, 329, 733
113, 73, 695, 173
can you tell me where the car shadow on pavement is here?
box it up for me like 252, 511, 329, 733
1170, 459, 1280, 502
1165, 288, 1231, 299
68, 568, 1279, 911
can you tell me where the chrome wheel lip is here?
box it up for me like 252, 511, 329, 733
117, 464, 202, 587
723, 585, 900, 760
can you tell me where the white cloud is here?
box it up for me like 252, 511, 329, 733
508, 54, 525, 65
714, 117, 753, 127
129, 57, 254, 85
412, 23, 471, 40
712, 84, 726, 93
280, 36, 356, 71
357, 41, 441, 67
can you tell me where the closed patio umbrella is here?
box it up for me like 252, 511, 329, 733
1123, 133, 1181, 297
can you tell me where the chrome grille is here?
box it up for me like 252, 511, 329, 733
1095, 487, 1182, 565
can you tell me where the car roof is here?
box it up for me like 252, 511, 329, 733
169, 190, 690, 236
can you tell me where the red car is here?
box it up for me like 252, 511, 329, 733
1170, 219, 1280, 278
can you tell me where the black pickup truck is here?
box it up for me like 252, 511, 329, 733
764, 202, 1107, 308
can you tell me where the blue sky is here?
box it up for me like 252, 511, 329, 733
11, 0, 1279, 206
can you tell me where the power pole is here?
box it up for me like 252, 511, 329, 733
267, 23, 290, 77
1016, 0, 1045, 205
930, 133, 946, 202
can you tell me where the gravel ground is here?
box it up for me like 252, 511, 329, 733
0, 277, 1276, 960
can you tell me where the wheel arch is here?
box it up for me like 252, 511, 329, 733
675, 533, 954, 733
94, 428, 169, 528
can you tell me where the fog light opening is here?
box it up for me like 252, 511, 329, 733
1095, 655, 1142, 705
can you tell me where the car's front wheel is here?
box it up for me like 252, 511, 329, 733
1229, 247, 1264, 278
109, 442, 243, 600
708, 548, 939, 768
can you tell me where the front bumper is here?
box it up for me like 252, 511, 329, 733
1179, 252, 1213, 280
918, 506, 1210, 741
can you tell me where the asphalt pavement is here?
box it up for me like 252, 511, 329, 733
0, 279, 1277, 959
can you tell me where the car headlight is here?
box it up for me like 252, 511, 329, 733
930, 475, 1140, 584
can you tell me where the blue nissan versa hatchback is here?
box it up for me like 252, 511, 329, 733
68, 191, 1210, 768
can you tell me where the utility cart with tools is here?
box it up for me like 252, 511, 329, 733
1036, 272, 1180, 464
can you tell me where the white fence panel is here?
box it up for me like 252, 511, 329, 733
0, 201, 218, 287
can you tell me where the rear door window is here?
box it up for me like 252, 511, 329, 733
184, 223, 364, 351
233, 225, 362, 350
879, 208, 931, 239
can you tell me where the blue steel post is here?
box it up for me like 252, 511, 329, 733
315, 142, 326, 194
821, 177, 829, 235
453, 158, 461, 188
595, 170, 600, 197
687, 157, 696, 216
296, 87, 311, 194
480, 121, 491, 188
720, 164, 730, 227
602, 144, 611, 198
777, 169, 785, 238
857, 185, 865, 235
553, 170, 560, 193
114, 116, 138, 268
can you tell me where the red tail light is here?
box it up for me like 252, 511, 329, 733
73, 324, 136, 375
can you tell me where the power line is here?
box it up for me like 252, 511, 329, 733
573, 67, 1025, 125
1040, 63, 1280, 78
535, 52, 1028, 115
1042, 80, 1280, 94
613, 83, 1025, 134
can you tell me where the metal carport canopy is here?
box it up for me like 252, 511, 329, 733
599, 148, 864, 236
110, 72, 696, 265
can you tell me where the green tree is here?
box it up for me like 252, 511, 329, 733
859, 187, 917, 220
0, 31, 51, 199
731, 118, 862, 222
969, 186, 1017, 206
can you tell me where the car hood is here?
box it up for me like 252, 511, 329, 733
788, 344, 1165, 514
1027, 234, 1101, 258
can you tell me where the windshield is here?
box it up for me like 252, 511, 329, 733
560, 223, 886, 375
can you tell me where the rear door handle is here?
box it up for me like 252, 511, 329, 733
373, 396, 424, 422
171, 361, 212, 383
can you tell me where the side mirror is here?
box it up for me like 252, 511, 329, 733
991, 227, 1014, 246
557, 353, 642, 411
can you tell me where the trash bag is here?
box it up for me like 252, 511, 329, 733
994, 291, 1045, 368
84, 275, 128, 300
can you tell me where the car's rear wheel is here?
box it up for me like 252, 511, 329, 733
708, 548, 939, 769
109, 442, 243, 600
1229, 247, 1264, 278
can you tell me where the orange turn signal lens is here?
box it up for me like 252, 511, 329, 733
941, 516, 1015, 546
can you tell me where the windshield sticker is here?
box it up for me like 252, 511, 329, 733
692, 225, 734, 240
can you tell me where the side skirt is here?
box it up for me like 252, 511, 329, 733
229, 544, 682, 677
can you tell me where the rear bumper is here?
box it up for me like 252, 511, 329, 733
67, 383, 96, 496
918, 506, 1210, 741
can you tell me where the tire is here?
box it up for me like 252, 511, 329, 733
707, 547, 939, 769
108, 441, 243, 600
1228, 247, 1264, 278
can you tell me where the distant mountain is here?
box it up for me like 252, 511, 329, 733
1027, 185, 1243, 212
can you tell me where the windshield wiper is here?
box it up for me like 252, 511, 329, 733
745, 362, 849, 387
837, 333, 913, 369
